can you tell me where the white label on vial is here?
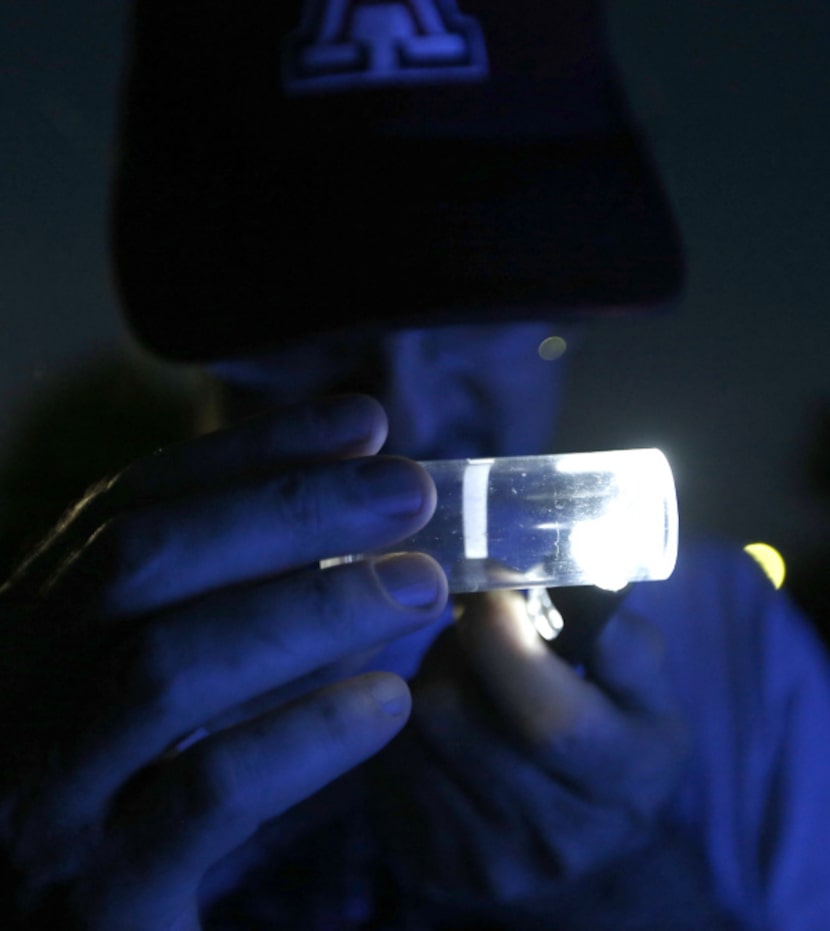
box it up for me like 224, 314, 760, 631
462, 459, 494, 559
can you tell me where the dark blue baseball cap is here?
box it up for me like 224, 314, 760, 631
112, 0, 684, 362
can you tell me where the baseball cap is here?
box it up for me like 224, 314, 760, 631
111, 0, 684, 362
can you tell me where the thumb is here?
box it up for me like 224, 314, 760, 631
455, 591, 600, 746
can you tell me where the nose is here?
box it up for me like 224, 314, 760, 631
376, 331, 458, 457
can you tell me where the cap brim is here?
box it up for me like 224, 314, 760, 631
113, 125, 683, 363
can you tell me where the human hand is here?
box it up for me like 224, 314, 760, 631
0, 394, 447, 929
370, 590, 690, 908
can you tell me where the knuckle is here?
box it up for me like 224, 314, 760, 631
125, 623, 187, 719
185, 742, 245, 819
314, 690, 358, 752
301, 567, 362, 641
270, 468, 325, 539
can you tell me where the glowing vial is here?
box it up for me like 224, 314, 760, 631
330, 449, 678, 593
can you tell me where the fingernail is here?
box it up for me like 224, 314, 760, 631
356, 458, 430, 518
373, 553, 445, 610
367, 673, 411, 718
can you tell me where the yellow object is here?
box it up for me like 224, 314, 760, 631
537, 335, 567, 360
744, 543, 786, 589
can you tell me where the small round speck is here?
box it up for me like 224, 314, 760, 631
538, 336, 568, 361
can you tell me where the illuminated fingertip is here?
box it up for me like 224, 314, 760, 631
744, 542, 786, 589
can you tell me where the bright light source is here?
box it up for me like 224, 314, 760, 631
565, 450, 678, 591
744, 542, 786, 589
538, 336, 567, 360
525, 587, 564, 641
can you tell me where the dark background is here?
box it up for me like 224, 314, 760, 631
1, 2, 828, 619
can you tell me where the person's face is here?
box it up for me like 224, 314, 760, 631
210, 321, 571, 460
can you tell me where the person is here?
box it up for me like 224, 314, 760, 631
2, 2, 830, 928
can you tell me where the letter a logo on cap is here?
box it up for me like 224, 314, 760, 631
283, 0, 488, 94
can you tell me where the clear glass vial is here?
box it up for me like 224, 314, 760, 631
331, 448, 679, 594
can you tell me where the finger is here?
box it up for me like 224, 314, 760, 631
50, 555, 447, 823
455, 592, 634, 792
197, 645, 385, 737
109, 393, 390, 502
87, 673, 411, 928
52, 453, 438, 620
587, 608, 675, 714
400, 689, 635, 884
456, 591, 606, 744
371, 711, 516, 897
11, 394, 388, 594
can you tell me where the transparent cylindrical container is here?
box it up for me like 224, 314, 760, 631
330, 449, 679, 593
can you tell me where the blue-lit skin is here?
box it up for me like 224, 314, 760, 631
210, 323, 570, 461
209, 323, 569, 682
208, 322, 691, 908
0, 394, 449, 927
0, 321, 690, 926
